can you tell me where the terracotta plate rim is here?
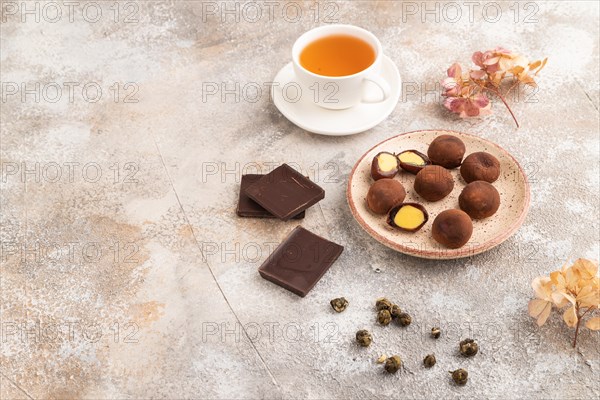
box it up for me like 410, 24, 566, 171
346, 129, 531, 259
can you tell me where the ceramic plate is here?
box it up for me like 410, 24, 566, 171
347, 130, 530, 259
271, 55, 401, 136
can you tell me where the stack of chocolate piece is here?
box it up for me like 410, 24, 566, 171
237, 164, 344, 297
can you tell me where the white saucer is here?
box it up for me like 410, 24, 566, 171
271, 56, 401, 136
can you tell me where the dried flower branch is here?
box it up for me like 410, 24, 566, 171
441, 47, 547, 127
528, 259, 599, 347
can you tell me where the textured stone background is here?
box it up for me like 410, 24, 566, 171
1, 1, 599, 399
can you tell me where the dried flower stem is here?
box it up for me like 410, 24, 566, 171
483, 86, 520, 128
574, 307, 594, 348
573, 306, 581, 348
474, 80, 520, 127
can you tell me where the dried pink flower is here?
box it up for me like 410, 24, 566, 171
441, 63, 491, 118
441, 47, 547, 127
443, 94, 491, 118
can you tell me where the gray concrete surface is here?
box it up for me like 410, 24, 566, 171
1, 1, 599, 399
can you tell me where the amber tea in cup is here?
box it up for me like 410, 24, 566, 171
292, 25, 390, 109
299, 34, 376, 77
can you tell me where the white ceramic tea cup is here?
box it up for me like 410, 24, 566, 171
292, 24, 391, 110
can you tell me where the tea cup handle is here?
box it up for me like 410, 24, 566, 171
361, 74, 391, 103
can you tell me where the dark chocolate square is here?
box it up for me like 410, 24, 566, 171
258, 226, 344, 297
244, 164, 325, 221
237, 174, 305, 219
